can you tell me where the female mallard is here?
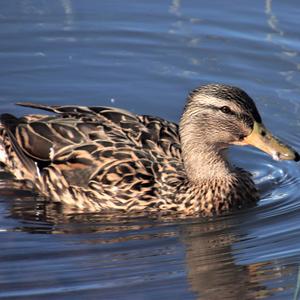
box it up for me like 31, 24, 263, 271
0, 84, 298, 216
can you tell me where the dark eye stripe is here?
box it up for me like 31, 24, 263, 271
240, 113, 254, 128
200, 104, 254, 127
201, 104, 236, 116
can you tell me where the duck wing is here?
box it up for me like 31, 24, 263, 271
15, 102, 182, 162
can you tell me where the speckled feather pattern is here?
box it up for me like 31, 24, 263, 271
0, 93, 259, 216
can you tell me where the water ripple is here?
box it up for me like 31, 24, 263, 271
1, 0, 300, 299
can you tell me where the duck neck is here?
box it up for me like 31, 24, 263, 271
179, 124, 235, 185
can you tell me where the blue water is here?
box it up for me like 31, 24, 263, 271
1, 1, 300, 299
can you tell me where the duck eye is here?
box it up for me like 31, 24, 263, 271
220, 106, 232, 114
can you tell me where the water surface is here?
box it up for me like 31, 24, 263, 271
1, 1, 300, 299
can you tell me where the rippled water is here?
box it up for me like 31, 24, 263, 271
1, 1, 300, 299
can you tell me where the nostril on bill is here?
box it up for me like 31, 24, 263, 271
294, 151, 300, 162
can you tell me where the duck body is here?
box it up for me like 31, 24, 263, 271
0, 84, 297, 216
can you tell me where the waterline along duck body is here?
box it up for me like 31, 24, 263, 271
0, 84, 298, 216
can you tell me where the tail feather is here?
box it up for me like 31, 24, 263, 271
0, 113, 38, 178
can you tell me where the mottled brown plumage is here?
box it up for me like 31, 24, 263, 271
0, 84, 298, 216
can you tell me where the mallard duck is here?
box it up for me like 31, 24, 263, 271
0, 84, 298, 216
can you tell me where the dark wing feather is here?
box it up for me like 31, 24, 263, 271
49, 143, 102, 187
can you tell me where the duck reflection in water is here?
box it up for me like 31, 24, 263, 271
181, 221, 290, 300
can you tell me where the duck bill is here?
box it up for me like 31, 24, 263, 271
238, 122, 299, 161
